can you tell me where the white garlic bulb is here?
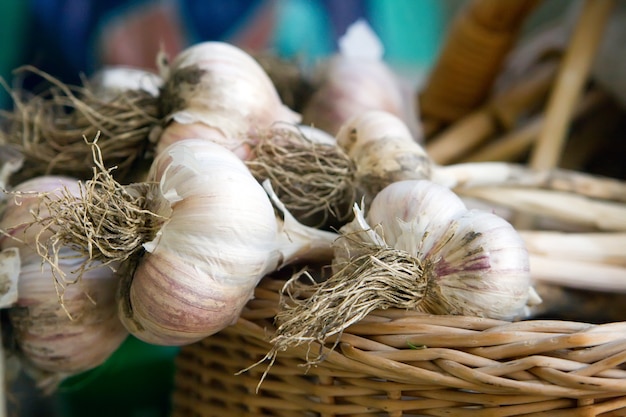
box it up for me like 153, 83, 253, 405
335, 110, 432, 205
344, 179, 534, 319
156, 41, 301, 159
119, 139, 337, 346
301, 21, 419, 138
9, 259, 127, 382
0, 176, 128, 388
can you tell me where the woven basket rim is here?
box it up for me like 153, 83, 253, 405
231, 275, 626, 399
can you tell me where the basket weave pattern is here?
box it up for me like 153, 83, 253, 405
172, 277, 626, 416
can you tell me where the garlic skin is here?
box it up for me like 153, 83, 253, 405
89, 66, 163, 100
119, 139, 336, 346
340, 180, 534, 320
156, 41, 301, 159
0, 176, 128, 386
335, 110, 432, 205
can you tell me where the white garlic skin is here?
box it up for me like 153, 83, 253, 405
120, 139, 282, 346
365, 180, 532, 320
89, 66, 163, 99
335, 110, 432, 205
157, 41, 301, 159
0, 176, 127, 376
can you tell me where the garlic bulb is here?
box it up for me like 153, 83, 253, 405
271, 180, 536, 360
119, 139, 337, 346
335, 110, 432, 205
361, 180, 535, 319
0, 176, 128, 389
301, 21, 419, 137
156, 41, 301, 159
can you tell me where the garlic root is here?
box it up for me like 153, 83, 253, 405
0, 66, 160, 184
246, 124, 356, 228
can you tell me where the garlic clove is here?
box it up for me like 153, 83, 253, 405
422, 209, 532, 320
10, 260, 127, 375
120, 248, 256, 346
300, 19, 420, 139
0, 175, 81, 260
366, 179, 467, 254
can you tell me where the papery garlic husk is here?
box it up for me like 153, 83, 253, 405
245, 123, 357, 229
335, 110, 432, 206
88, 66, 163, 101
156, 41, 301, 159
270, 179, 536, 364
118, 138, 337, 346
0, 176, 128, 390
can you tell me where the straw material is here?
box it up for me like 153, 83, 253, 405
171, 276, 626, 417
418, 0, 541, 133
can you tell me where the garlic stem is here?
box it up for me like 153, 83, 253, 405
263, 180, 338, 267
529, 255, 626, 292
458, 187, 626, 231
519, 230, 626, 266
433, 161, 626, 203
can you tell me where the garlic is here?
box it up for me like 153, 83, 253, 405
335, 110, 432, 206
301, 20, 419, 138
271, 180, 536, 361
156, 41, 301, 159
0, 176, 128, 390
118, 139, 337, 346
362, 180, 535, 319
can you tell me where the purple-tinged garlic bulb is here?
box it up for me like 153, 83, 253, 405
156, 41, 301, 159
0, 176, 127, 390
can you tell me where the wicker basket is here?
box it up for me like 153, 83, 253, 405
172, 276, 626, 417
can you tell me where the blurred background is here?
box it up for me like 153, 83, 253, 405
0, 0, 566, 108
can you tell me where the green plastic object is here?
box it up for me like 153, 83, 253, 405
57, 336, 180, 417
